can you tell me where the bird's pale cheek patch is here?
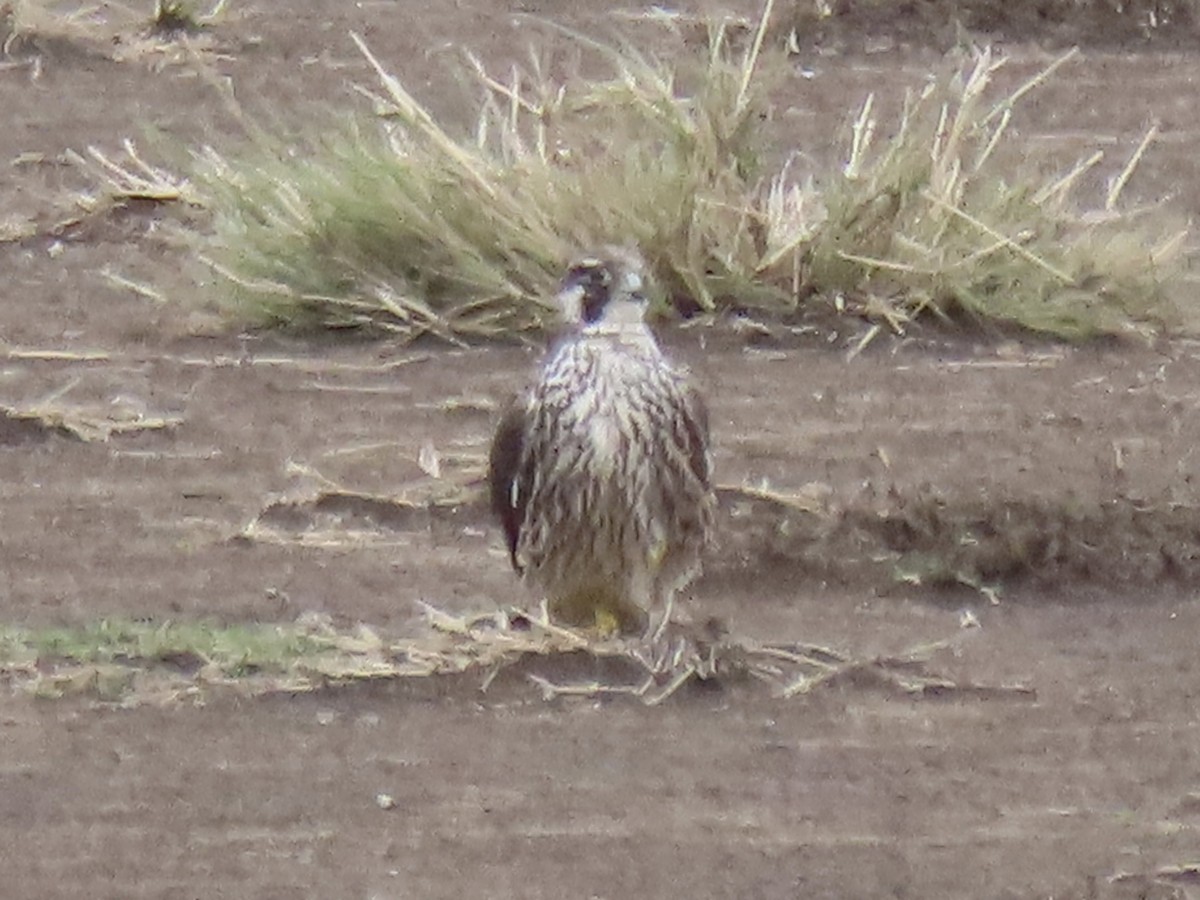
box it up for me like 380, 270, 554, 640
556, 285, 585, 324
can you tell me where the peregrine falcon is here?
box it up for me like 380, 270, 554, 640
487, 249, 715, 638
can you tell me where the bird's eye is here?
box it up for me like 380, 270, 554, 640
561, 263, 613, 324
579, 276, 610, 323
565, 263, 608, 288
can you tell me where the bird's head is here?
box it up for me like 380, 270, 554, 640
555, 248, 649, 332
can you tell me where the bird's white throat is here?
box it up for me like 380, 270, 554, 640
588, 296, 650, 329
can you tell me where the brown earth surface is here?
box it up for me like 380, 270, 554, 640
4, 2, 1200, 898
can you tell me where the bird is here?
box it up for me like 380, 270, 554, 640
487, 248, 715, 639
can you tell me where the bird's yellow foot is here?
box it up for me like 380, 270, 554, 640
593, 607, 622, 639
548, 590, 644, 639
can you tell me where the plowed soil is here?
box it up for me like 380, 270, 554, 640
3, 3, 1200, 898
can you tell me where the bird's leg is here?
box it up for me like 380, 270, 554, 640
629, 589, 683, 675
643, 537, 676, 645
650, 591, 675, 644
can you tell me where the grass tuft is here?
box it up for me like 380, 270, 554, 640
151, 0, 200, 34
187, 12, 1188, 342
192, 17, 787, 339
2, 0, 230, 61
0, 618, 322, 676
1, 0, 98, 55
805, 48, 1189, 339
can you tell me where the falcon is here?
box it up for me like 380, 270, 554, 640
487, 249, 715, 638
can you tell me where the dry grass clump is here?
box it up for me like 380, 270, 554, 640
193, 18, 784, 339
0, 607, 1034, 706
1, 0, 229, 62
807, 49, 1187, 339
1, 399, 180, 442
1, 0, 107, 55
189, 9, 1188, 342
150, 0, 206, 35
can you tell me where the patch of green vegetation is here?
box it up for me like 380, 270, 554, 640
188, 4, 1188, 342
0, 618, 323, 677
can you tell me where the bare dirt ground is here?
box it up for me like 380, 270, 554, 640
3, 2, 1200, 898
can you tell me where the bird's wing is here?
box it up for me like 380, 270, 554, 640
487, 396, 531, 573
680, 381, 713, 489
